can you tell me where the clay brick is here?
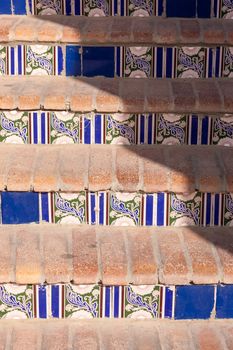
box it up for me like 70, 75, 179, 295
223, 19, 233, 46
145, 79, 172, 113
14, 21, 38, 41
219, 80, 233, 113
38, 24, 62, 42
155, 18, 179, 45
159, 322, 193, 350
182, 228, 219, 284
0, 325, 8, 350
72, 227, 99, 284
179, 19, 201, 43
115, 146, 139, 191
111, 17, 133, 43
33, 146, 59, 192
71, 321, 99, 350
191, 324, 225, 350
41, 324, 69, 350
0, 227, 14, 283
15, 227, 42, 284
201, 19, 225, 45
127, 228, 157, 284
89, 146, 112, 191
7, 147, 35, 191
220, 147, 233, 192
42, 227, 71, 283
95, 79, 121, 112
132, 17, 153, 43
44, 95, 66, 110
100, 320, 132, 349
61, 17, 85, 43
166, 146, 196, 193
12, 324, 40, 350
59, 145, 89, 191
140, 146, 169, 192
119, 79, 146, 112
0, 145, 13, 190
70, 80, 97, 112
194, 80, 223, 113
131, 322, 161, 350
98, 227, 127, 285
18, 95, 41, 110
222, 323, 233, 349
85, 18, 111, 43
157, 229, 189, 284
171, 80, 196, 112
0, 18, 12, 41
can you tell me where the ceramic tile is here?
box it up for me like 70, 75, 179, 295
83, 47, 115, 77
169, 193, 202, 226
166, 0, 196, 17
216, 285, 233, 319
66, 46, 81, 76
175, 285, 215, 319
0, 285, 33, 319
0, 46, 7, 75
156, 114, 188, 145
0, 0, 11, 14
124, 47, 154, 78
109, 192, 142, 226
105, 114, 136, 145
1, 192, 39, 224
49, 112, 80, 144
12, 0, 27, 14
0, 111, 29, 144
223, 193, 233, 226
175, 47, 207, 78
212, 116, 233, 146
53, 192, 87, 224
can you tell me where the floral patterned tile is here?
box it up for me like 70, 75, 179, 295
109, 192, 142, 226
223, 193, 233, 226
26, 45, 56, 76
0, 284, 33, 319
124, 285, 161, 319
65, 284, 100, 318
212, 116, 233, 147
0, 46, 7, 75
54, 192, 87, 224
50, 112, 80, 144
105, 114, 136, 145
0, 111, 29, 144
124, 46, 154, 78
156, 114, 187, 145
176, 47, 207, 78
34, 0, 65, 15
169, 192, 202, 226
222, 47, 233, 78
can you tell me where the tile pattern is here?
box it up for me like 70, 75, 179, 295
0, 191, 231, 226
0, 283, 232, 320
1, 112, 233, 146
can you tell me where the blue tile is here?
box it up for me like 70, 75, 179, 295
52, 285, 60, 318
164, 287, 174, 318
57, 47, 64, 75
175, 285, 215, 319
38, 285, 47, 318
1, 192, 39, 224
65, 0, 71, 15
83, 47, 115, 78
13, 0, 27, 14
197, 0, 211, 18
0, 0, 11, 14
66, 46, 81, 76
166, 0, 196, 17
216, 285, 233, 319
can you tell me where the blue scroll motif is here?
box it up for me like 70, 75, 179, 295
223, 0, 233, 9
55, 194, 84, 221
0, 113, 27, 143
37, 0, 61, 12
0, 58, 5, 74
0, 286, 32, 318
27, 46, 52, 74
111, 195, 139, 224
214, 119, 233, 138
126, 48, 151, 76
51, 114, 79, 142
66, 286, 98, 317
90, 0, 109, 14
158, 115, 185, 143
107, 115, 134, 143
130, 0, 152, 14
171, 195, 200, 225
226, 194, 233, 213
178, 51, 203, 76
126, 287, 158, 317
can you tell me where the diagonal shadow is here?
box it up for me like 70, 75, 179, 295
4, 13, 233, 264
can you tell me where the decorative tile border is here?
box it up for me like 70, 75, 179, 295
0, 283, 232, 319
1, 111, 233, 146
0, 191, 232, 226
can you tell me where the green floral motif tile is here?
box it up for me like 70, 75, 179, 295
83, 0, 111, 16
0, 46, 7, 75
124, 47, 153, 78
109, 192, 141, 226
127, 0, 154, 16
50, 112, 80, 144
105, 114, 136, 144
26, 45, 54, 75
169, 193, 202, 226
156, 114, 187, 145
222, 47, 233, 78
221, 1, 233, 18
65, 284, 100, 318
34, 0, 63, 15
124, 285, 161, 319
0, 111, 29, 144
54, 192, 86, 224
176, 47, 206, 78
0, 285, 33, 319
212, 116, 233, 146
223, 193, 233, 226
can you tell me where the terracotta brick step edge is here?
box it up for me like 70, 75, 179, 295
1, 76, 233, 115
0, 319, 232, 350
1, 224, 233, 285
0, 143, 232, 193
1, 16, 233, 47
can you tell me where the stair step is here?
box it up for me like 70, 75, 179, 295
0, 144, 232, 193
0, 16, 232, 47
0, 76, 232, 114
0, 224, 232, 285
0, 319, 231, 349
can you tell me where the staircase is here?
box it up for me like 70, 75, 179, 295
0, 0, 233, 348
